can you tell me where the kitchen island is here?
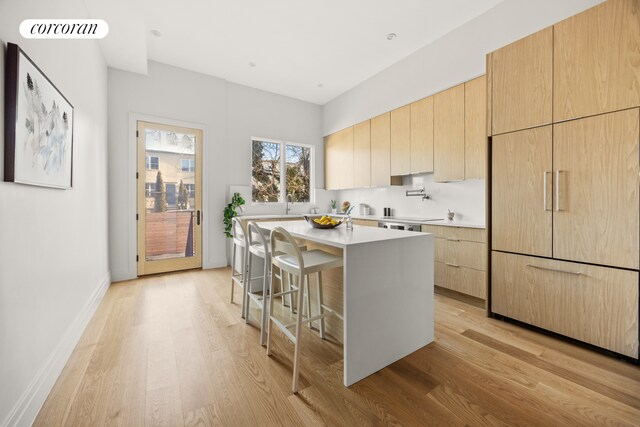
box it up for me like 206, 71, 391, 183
257, 220, 434, 386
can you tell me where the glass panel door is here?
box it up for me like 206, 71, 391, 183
137, 121, 202, 275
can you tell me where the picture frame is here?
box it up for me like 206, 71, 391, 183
4, 42, 74, 189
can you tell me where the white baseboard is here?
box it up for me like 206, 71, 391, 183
1, 272, 111, 427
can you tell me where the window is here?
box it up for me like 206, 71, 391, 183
251, 139, 312, 203
145, 183, 155, 197
146, 156, 159, 170
181, 159, 195, 172
185, 184, 195, 197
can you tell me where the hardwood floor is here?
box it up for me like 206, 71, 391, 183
34, 268, 640, 426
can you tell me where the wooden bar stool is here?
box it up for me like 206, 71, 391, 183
229, 217, 248, 317
244, 221, 309, 346
266, 227, 343, 393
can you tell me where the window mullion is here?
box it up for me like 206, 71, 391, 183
281, 142, 286, 201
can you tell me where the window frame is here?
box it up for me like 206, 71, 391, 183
181, 158, 195, 172
250, 137, 315, 205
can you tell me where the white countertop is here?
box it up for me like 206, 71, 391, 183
256, 220, 431, 248
239, 213, 485, 229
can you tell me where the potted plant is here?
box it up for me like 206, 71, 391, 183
224, 192, 246, 238
331, 199, 337, 214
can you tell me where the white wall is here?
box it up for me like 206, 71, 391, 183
0, 0, 110, 426
324, 0, 603, 223
108, 62, 324, 281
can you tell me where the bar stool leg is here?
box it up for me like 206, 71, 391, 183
230, 242, 237, 304
244, 249, 253, 323
305, 275, 313, 329
317, 271, 325, 339
266, 264, 277, 356
260, 255, 270, 346
240, 247, 246, 319
292, 273, 306, 393
288, 273, 295, 313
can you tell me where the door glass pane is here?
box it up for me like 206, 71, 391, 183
144, 128, 197, 261
252, 140, 281, 202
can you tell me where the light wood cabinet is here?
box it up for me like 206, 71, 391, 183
553, 109, 639, 269
492, 126, 552, 257
554, 0, 640, 122
352, 219, 378, 227
370, 112, 391, 187
492, 251, 639, 358
491, 27, 553, 135
339, 127, 354, 189
390, 105, 411, 176
434, 84, 465, 182
486, 53, 493, 137
324, 133, 340, 190
424, 225, 487, 300
464, 76, 486, 179
410, 97, 434, 174
353, 120, 371, 188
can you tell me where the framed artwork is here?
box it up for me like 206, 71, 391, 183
4, 42, 74, 189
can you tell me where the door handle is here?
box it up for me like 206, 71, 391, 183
197, 210, 201, 225
543, 171, 551, 211
555, 170, 563, 212
526, 264, 581, 276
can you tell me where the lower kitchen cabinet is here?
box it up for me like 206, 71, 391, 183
352, 219, 378, 227
492, 251, 639, 358
423, 224, 487, 300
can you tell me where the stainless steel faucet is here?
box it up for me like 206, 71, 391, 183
286, 193, 294, 214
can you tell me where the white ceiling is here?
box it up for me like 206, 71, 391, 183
89, 0, 505, 105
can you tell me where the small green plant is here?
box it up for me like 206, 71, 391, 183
223, 192, 246, 238
330, 199, 337, 209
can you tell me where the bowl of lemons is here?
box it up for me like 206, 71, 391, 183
305, 215, 343, 229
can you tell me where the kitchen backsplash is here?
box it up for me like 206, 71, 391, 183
230, 173, 485, 224
336, 173, 486, 224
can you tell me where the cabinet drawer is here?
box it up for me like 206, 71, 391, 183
435, 262, 486, 299
434, 238, 486, 271
422, 225, 486, 243
352, 219, 378, 227
492, 251, 639, 358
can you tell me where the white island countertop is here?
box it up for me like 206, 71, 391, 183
256, 220, 430, 248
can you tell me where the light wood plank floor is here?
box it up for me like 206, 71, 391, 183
34, 268, 640, 426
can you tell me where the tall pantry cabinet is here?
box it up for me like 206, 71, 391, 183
488, 0, 640, 358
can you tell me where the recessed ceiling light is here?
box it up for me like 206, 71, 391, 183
150, 29, 162, 37
386, 33, 397, 41
249, 62, 257, 67
317, 83, 324, 88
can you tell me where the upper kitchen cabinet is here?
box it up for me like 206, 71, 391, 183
553, 108, 639, 269
353, 120, 371, 188
464, 75, 486, 179
370, 112, 392, 187
491, 27, 553, 135
554, 0, 640, 122
324, 126, 353, 190
390, 105, 411, 176
434, 84, 465, 182
324, 132, 340, 190
410, 96, 434, 174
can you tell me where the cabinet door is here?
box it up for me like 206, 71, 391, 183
492, 126, 552, 257
371, 112, 391, 187
324, 133, 340, 190
339, 127, 354, 189
491, 27, 553, 135
553, 109, 639, 269
390, 105, 411, 176
492, 251, 639, 358
434, 84, 465, 182
353, 120, 371, 188
554, 0, 640, 122
410, 96, 434, 174
464, 75, 486, 179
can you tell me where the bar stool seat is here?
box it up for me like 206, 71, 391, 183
267, 226, 343, 393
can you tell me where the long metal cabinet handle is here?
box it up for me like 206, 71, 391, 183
526, 264, 581, 276
445, 263, 460, 268
446, 238, 460, 242
543, 172, 550, 211
555, 170, 562, 211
